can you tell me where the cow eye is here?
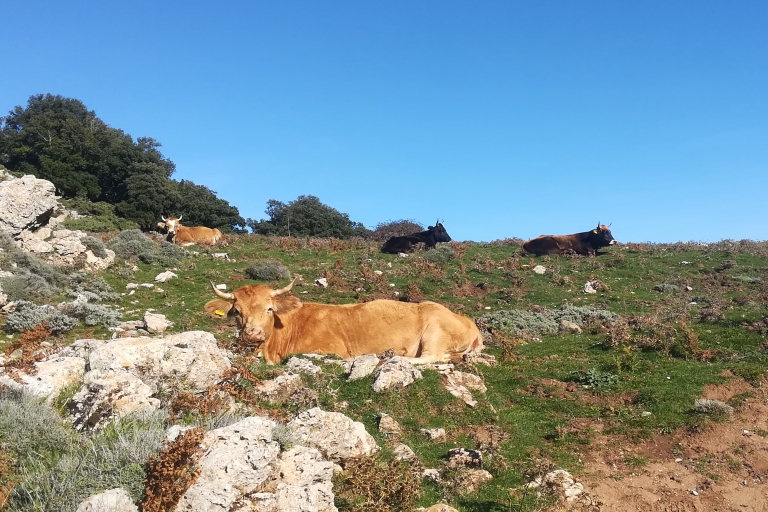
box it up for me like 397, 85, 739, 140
267, 307, 274, 314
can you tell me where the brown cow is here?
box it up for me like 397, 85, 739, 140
522, 223, 617, 256
161, 216, 223, 246
205, 277, 483, 364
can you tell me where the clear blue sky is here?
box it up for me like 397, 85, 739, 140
2, 1, 766, 242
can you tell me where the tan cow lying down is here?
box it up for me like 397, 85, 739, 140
205, 277, 484, 364
162, 216, 223, 246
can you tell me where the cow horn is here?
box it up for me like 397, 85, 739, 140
270, 276, 298, 297
161, 215, 166, 222
210, 280, 234, 300
178, 215, 182, 221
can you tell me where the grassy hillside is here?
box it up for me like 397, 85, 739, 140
2, 234, 768, 510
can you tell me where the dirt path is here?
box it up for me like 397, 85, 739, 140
574, 378, 768, 511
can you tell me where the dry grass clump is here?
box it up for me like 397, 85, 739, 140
0, 450, 17, 510
367, 219, 424, 242
142, 427, 205, 512
334, 455, 422, 512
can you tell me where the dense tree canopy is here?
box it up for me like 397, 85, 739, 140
247, 195, 369, 238
0, 94, 244, 231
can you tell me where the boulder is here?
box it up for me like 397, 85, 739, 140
76, 488, 138, 512
0, 174, 57, 236
559, 319, 582, 334
143, 311, 172, 334
347, 354, 380, 380
421, 428, 446, 441
525, 469, 584, 503
285, 356, 322, 375
393, 443, 418, 462
532, 265, 546, 274
71, 369, 160, 430
174, 416, 337, 512
154, 271, 177, 283
443, 371, 486, 408
445, 448, 483, 469
253, 373, 303, 402
454, 469, 493, 494
0, 356, 85, 404
288, 407, 379, 462
378, 413, 402, 435
371, 356, 422, 392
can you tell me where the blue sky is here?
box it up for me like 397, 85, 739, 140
2, 1, 766, 242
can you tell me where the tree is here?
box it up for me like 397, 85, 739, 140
247, 195, 369, 238
0, 94, 244, 232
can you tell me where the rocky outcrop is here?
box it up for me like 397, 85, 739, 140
371, 357, 422, 392
173, 415, 338, 512
0, 174, 58, 236
76, 487, 138, 512
0, 356, 85, 404
288, 407, 380, 462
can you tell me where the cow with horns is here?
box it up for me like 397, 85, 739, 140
522, 223, 617, 256
205, 276, 484, 364
161, 216, 224, 246
380, 220, 452, 254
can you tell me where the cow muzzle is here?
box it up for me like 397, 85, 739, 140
240, 326, 266, 343
609, 240, 617, 245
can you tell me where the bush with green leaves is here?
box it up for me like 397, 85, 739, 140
3, 301, 79, 334
61, 198, 140, 232
0, 232, 68, 300
247, 195, 369, 238
571, 367, 619, 388
79, 235, 109, 258
0, 388, 166, 511
423, 244, 455, 266
58, 300, 120, 327
479, 304, 619, 339
66, 274, 120, 302
107, 230, 188, 267
245, 260, 291, 281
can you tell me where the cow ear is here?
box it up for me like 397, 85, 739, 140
205, 299, 232, 318
273, 295, 302, 315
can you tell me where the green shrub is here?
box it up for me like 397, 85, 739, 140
79, 236, 109, 258
244, 260, 291, 281
60, 200, 139, 233
0, 272, 59, 301
107, 230, 187, 267
0, 389, 167, 511
423, 244, 455, 266
0, 232, 68, 299
58, 301, 120, 327
67, 275, 120, 302
570, 368, 619, 389
478, 305, 619, 338
3, 301, 79, 334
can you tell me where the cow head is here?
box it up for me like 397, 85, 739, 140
161, 215, 182, 235
429, 221, 452, 244
586, 223, 616, 248
205, 277, 302, 345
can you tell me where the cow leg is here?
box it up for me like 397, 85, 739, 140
401, 353, 450, 365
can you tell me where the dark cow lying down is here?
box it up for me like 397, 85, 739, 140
206, 277, 483, 364
381, 221, 452, 254
522, 223, 617, 256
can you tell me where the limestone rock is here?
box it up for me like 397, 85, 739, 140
455, 469, 493, 494
0, 356, 85, 403
0, 174, 57, 236
559, 319, 582, 334
347, 353, 380, 380
76, 487, 138, 512
86, 331, 231, 392
71, 369, 160, 430
288, 407, 379, 462
417, 505, 460, 512
371, 356, 422, 392
421, 428, 446, 441
393, 443, 417, 462
443, 371, 486, 408
285, 356, 322, 375
154, 270, 177, 283
315, 277, 328, 288
143, 311, 172, 334
445, 448, 483, 469
583, 281, 598, 294
253, 373, 303, 402
525, 469, 584, 503
378, 413, 402, 435
533, 265, 546, 274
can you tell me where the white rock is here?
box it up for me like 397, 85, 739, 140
215, 283, 227, 290
583, 281, 598, 294
126, 283, 139, 290
393, 443, 417, 461
347, 354, 380, 380
559, 319, 582, 334
76, 487, 138, 512
374, 270, 383, 275
285, 356, 322, 375
288, 407, 380, 462
443, 371, 486, 408
143, 311, 172, 334
253, 373, 303, 402
140, 283, 154, 288
315, 277, 328, 288
154, 270, 177, 283
378, 413, 402, 434
211, 252, 230, 260
71, 369, 160, 430
423, 468, 441, 482
0, 356, 85, 403
398, 252, 408, 258
420, 428, 446, 441
533, 265, 546, 274
0, 174, 58, 236
371, 356, 422, 392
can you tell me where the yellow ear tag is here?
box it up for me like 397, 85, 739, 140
592, 230, 598, 234
214, 309, 226, 317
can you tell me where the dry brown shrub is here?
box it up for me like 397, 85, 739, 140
2, 323, 55, 379
402, 282, 423, 303
744, 317, 768, 337
334, 258, 345, 270
450, 241, 469, 260
333, 456, 422, 512
358, 264, 387, 292
142, 427, 205, 512
0, 450, 17, 510
413, 261, 446, 280
168, 389, 231, 422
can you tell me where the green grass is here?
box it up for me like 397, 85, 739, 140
2, 234, 768, 510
